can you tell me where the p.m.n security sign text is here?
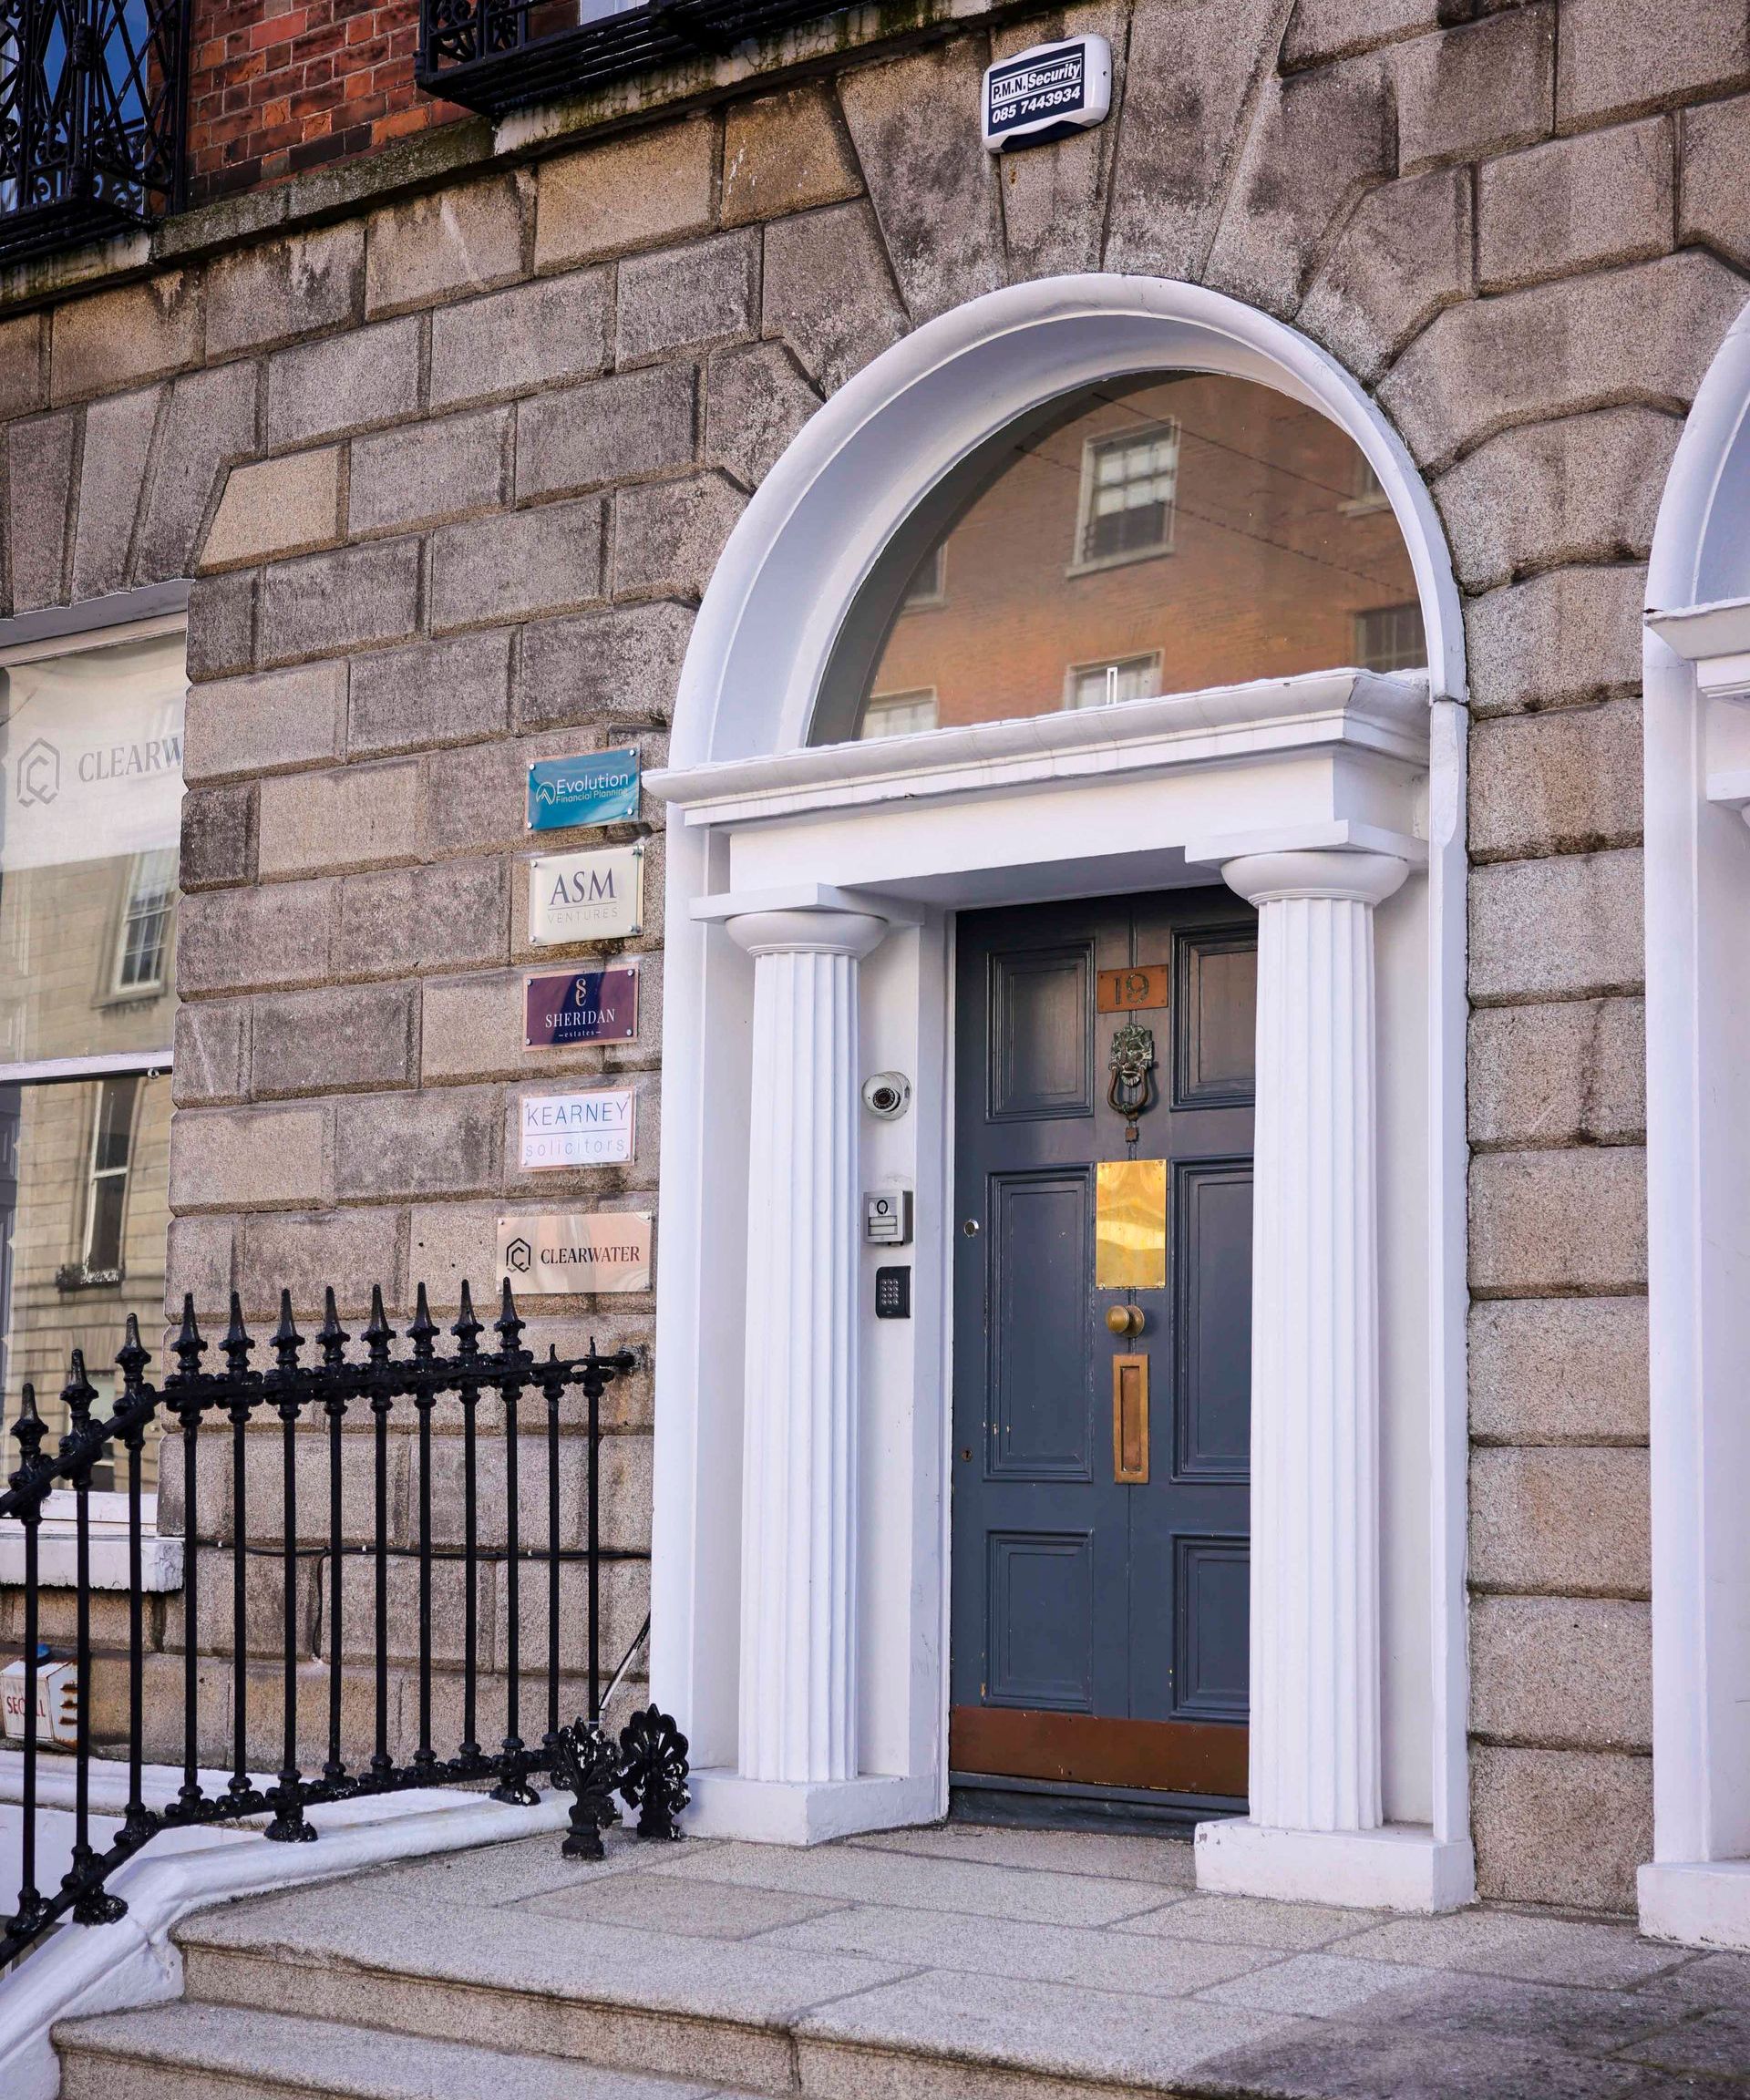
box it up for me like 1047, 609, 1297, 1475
982, 35, 1112, 151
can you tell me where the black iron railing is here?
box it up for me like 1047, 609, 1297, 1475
0, 0, 191, 263
417, 0, 852, 118
1, 1282, 689, 1973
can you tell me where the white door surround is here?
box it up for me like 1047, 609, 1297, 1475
1639, 295, 1750, 1950
648, 275, 1474, 1908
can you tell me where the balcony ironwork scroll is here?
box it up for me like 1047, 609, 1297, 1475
417, 0, 852, 118
0, 1280, 690, 1977
0, 0, 190, 263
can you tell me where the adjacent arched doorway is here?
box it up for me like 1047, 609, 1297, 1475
647, 275, 1474, 1910
1640, 298, 1750, 1949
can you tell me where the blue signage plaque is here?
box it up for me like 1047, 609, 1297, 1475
527, 747, 641, 832
523, 965, 640, 1047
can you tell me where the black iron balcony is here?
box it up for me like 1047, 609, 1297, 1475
417, 0, 851, 118
0, 0, 190, 265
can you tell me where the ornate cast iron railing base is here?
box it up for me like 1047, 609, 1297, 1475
1, 1282, 679, 1972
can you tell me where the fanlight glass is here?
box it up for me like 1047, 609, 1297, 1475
810, 373, 1426, 746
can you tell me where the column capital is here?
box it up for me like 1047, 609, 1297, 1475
1220, 848, 1409, 911
725, 907, 888, 961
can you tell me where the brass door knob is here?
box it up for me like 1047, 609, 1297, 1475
1106, 1303, 1145, 1337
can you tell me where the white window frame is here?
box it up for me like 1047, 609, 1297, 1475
1064, 650, 1164, 710
859, 687, 940, 740
1354, 602, 1426, 675
900, 542, 948, 610
0, 582, 189, 1558
109, 844, 179, 1000
77, 1072, 139, 1283
1069, 417, 1180, 574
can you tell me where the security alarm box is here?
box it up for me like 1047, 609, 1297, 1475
982, 36, 1112, 152
864, 1189, 914, 1246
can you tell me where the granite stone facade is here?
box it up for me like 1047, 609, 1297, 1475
3, 0, 1746, 1911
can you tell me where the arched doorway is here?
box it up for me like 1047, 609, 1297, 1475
647, 275, 1473, 1910
1639, 300, 1750, 1950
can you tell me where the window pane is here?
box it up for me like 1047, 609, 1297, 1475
1354, 602, 1427, 673
818, 375, 1423, 745
860, 691, 939, 741
0, 633, 186, 1064
0, 1072, 170, 1490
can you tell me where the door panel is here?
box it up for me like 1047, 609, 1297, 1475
990, 944, 1096, 1119
952, 888, 1255, 1804
1172, 1535, 1251, 1723
1176, 928, 1258, 1107
986, 1531, 1096, 1708
989, 1170, 1094, 1478
1172, 1158, 1252, 1481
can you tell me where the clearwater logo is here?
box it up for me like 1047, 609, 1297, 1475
506, 1237, 533, 1274
15, 737, 59, 808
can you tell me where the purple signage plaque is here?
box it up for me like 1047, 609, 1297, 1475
524, 965, 640, 1047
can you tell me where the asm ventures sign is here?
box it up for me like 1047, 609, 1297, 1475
528, 841, 644, 944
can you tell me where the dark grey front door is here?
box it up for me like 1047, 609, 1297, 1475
949, 888, 1255, 1804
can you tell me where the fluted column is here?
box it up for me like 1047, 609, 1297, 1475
726, 907, 887, 1786
1220, 849, 1407, 1835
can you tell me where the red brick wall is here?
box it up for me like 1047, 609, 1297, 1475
186, 0, 468, 205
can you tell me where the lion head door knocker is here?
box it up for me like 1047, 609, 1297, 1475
1107, 1021, 1157, 1150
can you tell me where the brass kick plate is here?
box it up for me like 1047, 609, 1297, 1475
1113, 1354, 1149, 1483
1096, 1158, 1167, 1291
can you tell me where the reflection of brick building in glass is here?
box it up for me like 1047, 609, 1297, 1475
860, 375, 1424, 738
0, 634, 184, 1489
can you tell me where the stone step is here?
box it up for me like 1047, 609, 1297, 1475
57, 2001, 746, 2100
161, 1867, 1253, 2100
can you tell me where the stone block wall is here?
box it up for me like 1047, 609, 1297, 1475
5, 0, 1750, 1906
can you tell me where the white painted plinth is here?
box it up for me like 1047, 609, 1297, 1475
1196, 1818, 1475, 1912
1640, 1860, 1750, 1950
685, 1769, 940, 1846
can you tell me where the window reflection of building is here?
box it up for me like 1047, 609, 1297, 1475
1067, 653, 1163, 710
1354, 602, 1427, 674
825, 374, 1426, 745
76, 1076, 140, 1286
901, 543, 947, 609
1075, 420, 1179, 568
0, 628, 186, 1494
860, 689, 940, 741
114, 846, 179, 994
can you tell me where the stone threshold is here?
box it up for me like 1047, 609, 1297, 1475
51, 1820, 1750, 2099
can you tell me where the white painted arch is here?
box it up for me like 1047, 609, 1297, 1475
650, 273, 1472, 1902
671, 273, 1467, 769
1640, 295, 1750, 1948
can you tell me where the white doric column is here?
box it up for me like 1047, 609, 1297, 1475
725, 907, 887, 1788
1208, 849, 1407, 1866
